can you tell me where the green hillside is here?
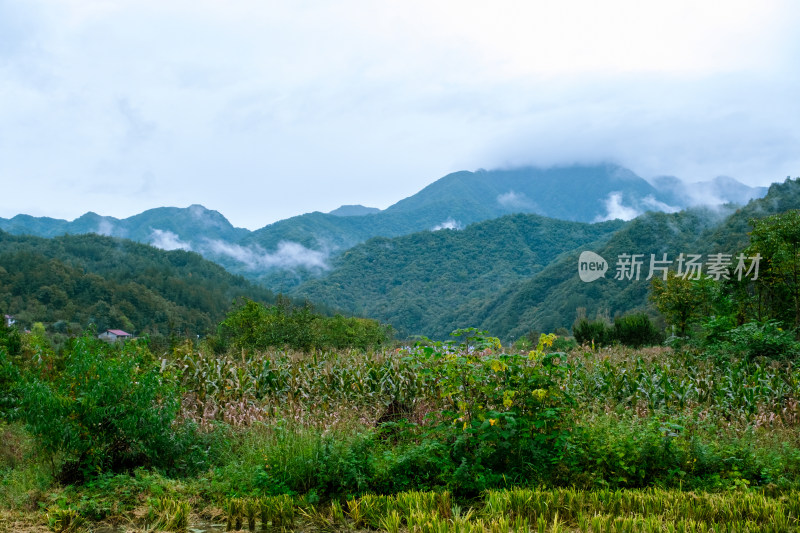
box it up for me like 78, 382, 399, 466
292, 214, 624, 337
384, 164, 659, 222
0, 231, 276, 338
469, 208, 728, 339
0, 165, 767, 292
473, 177, 800, 339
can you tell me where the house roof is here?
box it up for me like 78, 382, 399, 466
106, 329, 131, 336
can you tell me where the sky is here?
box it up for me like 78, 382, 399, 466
1, 0, 799, 230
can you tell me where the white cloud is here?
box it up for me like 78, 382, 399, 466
150, 229, 192, 251
497, 190, 535, 210
595, 192, 641, 222
641, 195, 680, 213
95, 219, 115, 236
431, 218, 462, 231
0, 1, 798, 228
204, 240, 329, 271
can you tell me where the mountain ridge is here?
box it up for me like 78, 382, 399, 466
0, 164, 770, 292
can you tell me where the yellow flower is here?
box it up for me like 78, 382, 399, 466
532, 388, 547, 401
538, 333, 556, 349
490, 359, 506, 372
489, 418, 497, 426
463, 421, 468, 430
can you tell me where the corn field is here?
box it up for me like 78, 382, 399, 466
167, 342, 800, 431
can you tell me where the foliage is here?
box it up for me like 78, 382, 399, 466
565, 414, 688, 488
573, 319, 613, 347
216, 298, 391, 353
145, 498, 189, 532
573, 313, 662, 348
647, 207, 800, 350
408, 329, 573, 494
15, 336, 203, 483
745, 209, 800, 327
612, 313, 664, 348
0, 421, 53, 510
0, 348, 20, 417
0, 321, 21, 357
0, 230, 278, 340
718, 320, 800, 361
46, 507, 86, 533
650, 273, 717, 337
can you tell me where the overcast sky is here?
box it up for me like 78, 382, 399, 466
1, 0, 799, 229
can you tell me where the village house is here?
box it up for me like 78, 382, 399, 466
4, 315, 15, 328
98, 329, 133, 342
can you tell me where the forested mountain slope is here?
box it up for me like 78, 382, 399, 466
472, 178, 800, 339
292, 214, 625, 337
1, 165, 766, 291
0, 231, 276, 337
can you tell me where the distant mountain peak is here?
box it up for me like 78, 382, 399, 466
328, 205, 381, 217
649, 175, 767, 208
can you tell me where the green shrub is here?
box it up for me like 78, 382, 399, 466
376, 439, 453, 493
216, 299, 391, 353
612, 313, 664, 348
573, 319, 613, 347
409, 330, 574, 495
0, 322, 21, 358
564, 415, 686, 488
316, 314, 393, 351
550, 336, 578, 352
721, 320, 800, 361
0, 348, 20, 417
16, 335, 203, 483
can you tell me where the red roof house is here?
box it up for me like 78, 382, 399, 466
98, 329, 133, 342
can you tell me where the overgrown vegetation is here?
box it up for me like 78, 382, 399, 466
573, 312, 663, 348
3, 311, 800, 530
0, 230, 282, 343
212, 297, 392, 353
294, 213, 624, 338
648, 210, 800, 359
5, 205, 800, 531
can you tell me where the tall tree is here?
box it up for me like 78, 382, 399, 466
746, 210, 800, 327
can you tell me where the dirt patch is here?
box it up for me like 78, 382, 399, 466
0, 509, 49, 533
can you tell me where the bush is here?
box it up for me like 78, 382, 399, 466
720, 320, 800, 361
0, 348, 20, 417
564, 415, 686, 488
613, 313, 664, 348
574, 315, 663, 349
376, 439, 453, 493
573, 319, 613, 347
409, 330, 573, 495
216, 299, 391, 353
16, 335, 203, 483
0, 322, 21, 358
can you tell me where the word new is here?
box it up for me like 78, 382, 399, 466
578, 251, 761, 283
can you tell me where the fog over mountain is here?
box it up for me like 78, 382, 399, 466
0, 164, 772, 292
1, 3, 797, 230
